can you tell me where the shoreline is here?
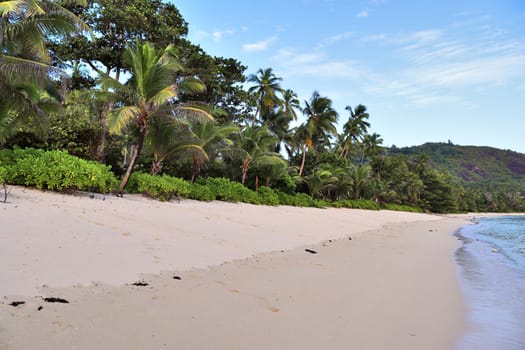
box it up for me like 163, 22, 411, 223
453, 216, 525, 349
1, 186, 470, 349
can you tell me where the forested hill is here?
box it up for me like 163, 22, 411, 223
391, 143, 525, 190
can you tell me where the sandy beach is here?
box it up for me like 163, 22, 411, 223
0, 186, 470, 349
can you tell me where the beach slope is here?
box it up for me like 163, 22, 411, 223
0, 187, 467, 349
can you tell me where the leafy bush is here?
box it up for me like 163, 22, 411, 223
187, 183, 216, 202
0, 166, 6, 184
311, 199, 329, 208
201, 177, 259, 204
0, 148, 117, 192
381, 203, 425, 213
256, 186, 279, 206
275, 190, 315, 207
128, 172, 191, 201
331, 199, 380, 210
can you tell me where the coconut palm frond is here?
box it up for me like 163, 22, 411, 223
107, 106, 140, 134
151, 85, 177, 107
0, 0, 25, 16
174, 104, 215, 123
178, 77, 206, 95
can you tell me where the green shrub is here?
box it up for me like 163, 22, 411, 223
275, 190, 295, 206
381, 203, 425, 213
201, 177, 259, 204
0, 148, 117, 192
128, 172, 191, 201
187, 183, 216, 202
275, 190, 316, 207
311, 199, 329, 208
332, 199, 380, 210
256, 186, 279, 206
0, 166, 6, 184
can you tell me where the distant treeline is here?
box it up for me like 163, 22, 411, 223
1, 0, 523, 213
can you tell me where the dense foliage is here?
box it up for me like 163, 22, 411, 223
1, 0, 523, 213
0, 148, 117, 192
392, 143, 525, 212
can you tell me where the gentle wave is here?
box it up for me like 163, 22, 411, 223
455, 216, 525, 350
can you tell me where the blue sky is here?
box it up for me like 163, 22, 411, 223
175, 1, 525, 153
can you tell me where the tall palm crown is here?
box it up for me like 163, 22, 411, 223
247, 67, 283, 124
281, 89, 300, 121
104, 41, 209, 190
234, 124, 284, 186
0, 0, 88, 138
338, 104, 371, 159
297, 91, 338, 176
301, 91, 338, 152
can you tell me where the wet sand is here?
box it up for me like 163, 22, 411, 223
0, 186, 469, 349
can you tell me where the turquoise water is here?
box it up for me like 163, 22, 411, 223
455, 216, 525, 350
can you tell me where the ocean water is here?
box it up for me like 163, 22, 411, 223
455, 216, 525, 350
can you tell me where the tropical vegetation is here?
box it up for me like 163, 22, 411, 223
1, 0, 523, 213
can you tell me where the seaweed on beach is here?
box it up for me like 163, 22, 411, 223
131, 281, 149, 286
9, 301, 25, 307
43, 297, 69, 303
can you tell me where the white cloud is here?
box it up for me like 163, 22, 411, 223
272, 47, 364, 80
411, 54, 525, 87
361, 33, 387, 42
242, 36, 278, 52
193, 30, 210, 41
400, 30, 442, 48
411, 30, 442, 42
212, 29, 235, 42
316, 31, 354, 49
357, 10, 368, 18
291, 53, 326, 65
296, 61, 363, 79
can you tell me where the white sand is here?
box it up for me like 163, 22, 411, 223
0, 186, 471, 349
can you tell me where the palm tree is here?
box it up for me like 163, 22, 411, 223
233, 124, 285, 187
360, 132, 383, 163
103, 41, 210, 191
297, 91, 338, 176
271, 89, 300, 153
187, 120, 238, 182
338, 104, 370, 159
145, 115, 202, 175
349, 164, 372, 200
0, 0, 88, 140
247, 68, 283, 125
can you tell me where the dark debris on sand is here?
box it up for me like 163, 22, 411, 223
131, 281, 149, 287
43, 297, 69, 303
9, 301, 25, 307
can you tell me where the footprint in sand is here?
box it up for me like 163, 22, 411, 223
52, 320, 74, 332
266, 306, 280, 313
219, 284, 280, 313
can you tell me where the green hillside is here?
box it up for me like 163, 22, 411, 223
392, 142, 525, 191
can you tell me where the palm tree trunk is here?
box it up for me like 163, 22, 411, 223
251, 106, 259, 127
241, 158, 250, 185
150, 160, 162, 175
299, 145, 307, 176
191, 154, 201, 183
95, 126, 107, 163
119, 130, 146, 191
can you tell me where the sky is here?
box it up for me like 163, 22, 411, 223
174, 0, 525, 153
